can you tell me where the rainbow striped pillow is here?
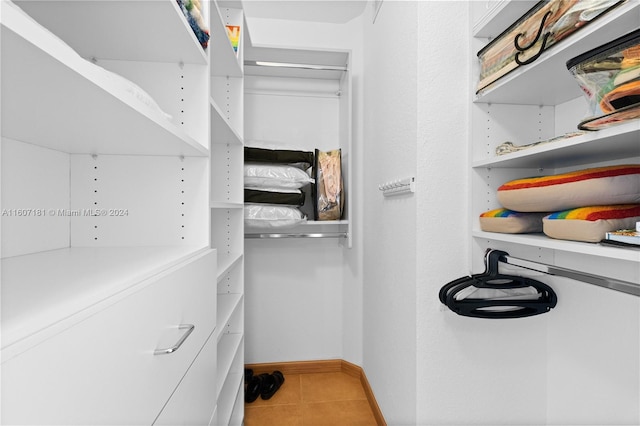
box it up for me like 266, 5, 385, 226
543, 204, 640, 242
497, 165, 640, 212
479, 208, 547, 234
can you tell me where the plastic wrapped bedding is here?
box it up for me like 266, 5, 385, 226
92, 64, 173, 122
314, 149, 344, 220
244, 204, 307, 230
566, 29, 640, 130
244, 163, 314, 190
476, 0, 623, 93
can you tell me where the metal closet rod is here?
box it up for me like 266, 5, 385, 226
245, 60, 348, 71
245, 232, 348, 240
497, 251, 640, 297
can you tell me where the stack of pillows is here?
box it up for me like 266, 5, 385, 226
480, 164, 640, 242
243, 146, 315, 230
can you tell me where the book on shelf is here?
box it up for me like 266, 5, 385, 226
226, 25, 240, 54
604, 229, 640, 246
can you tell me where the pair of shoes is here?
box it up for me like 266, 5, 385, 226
244, 370, 285, 403
245, 368, 254, 384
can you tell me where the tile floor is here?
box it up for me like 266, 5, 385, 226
244, 371, 378, 426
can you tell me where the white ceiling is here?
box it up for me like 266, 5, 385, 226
241, 0, 368, 24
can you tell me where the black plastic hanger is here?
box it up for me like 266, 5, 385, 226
439, 249, 557, 319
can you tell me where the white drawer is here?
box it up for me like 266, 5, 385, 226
153, 325, 217, 425
1, 249, 217, 425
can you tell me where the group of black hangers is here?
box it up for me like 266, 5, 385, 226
439, 249, 557, 319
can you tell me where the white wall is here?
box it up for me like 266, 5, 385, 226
416, 3, 546, 425
363, 2, 640, 425
243, 11, 365, 365
362, 1, 419, 424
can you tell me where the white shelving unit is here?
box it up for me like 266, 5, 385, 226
243, 40, 353, 247
0, 0, 239, 423
470, 1, 640, 288
209, 1, 245, 424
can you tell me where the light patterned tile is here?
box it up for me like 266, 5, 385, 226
301, 400, 377, 426
301, 372, 367, 402
245, 404, 303, 426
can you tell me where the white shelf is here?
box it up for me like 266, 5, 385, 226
473, 0, 538, 38
469, 1, 639, 297
1, 246, 211, 352
1, 2, 208, 157
245, 220, 349, 237
245, 45, 349, 81
473, 121, 640, 169
216, 372, 243, 426
211, 98, 244, 145
473, 231, 640, 262
474, 1, 640, 105
217, 252, 244, 281
216, 333, 243, 397
216, 294, 243, 338
211, 201, 244, 209
14, 0, 207, 64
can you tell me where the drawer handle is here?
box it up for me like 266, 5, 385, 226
154, 324, 195, 355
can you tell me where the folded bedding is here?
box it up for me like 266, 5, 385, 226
244, 204, 307, 230
244, 189, 305, 206
244, 147, 314, 170
244, 163, 314, 190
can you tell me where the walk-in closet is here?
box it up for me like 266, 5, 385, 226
2, 1, 639, 425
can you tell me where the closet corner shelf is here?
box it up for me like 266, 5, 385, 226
210, 99, 244, 145
217, 371, 244, 426
473, 230, 640, 262
216, 294, 243, 343
217, 252, 244, 281
473, 1, 640, 106
216, 333, 244, 396
472, 121, 640, 169
14, 0, 208, 64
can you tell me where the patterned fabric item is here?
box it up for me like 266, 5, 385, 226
546, 204, 640, 221
497, 164, 640, 212
567, 28, 640, 129
479, 208, 546, 233
477, 0, 623, 93
543, 204, 640, 242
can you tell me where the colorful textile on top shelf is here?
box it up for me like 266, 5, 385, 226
176, 0, 210, 48
499, 165, 640, 191
476, 0, 624, 93
497, 164, 640, 212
